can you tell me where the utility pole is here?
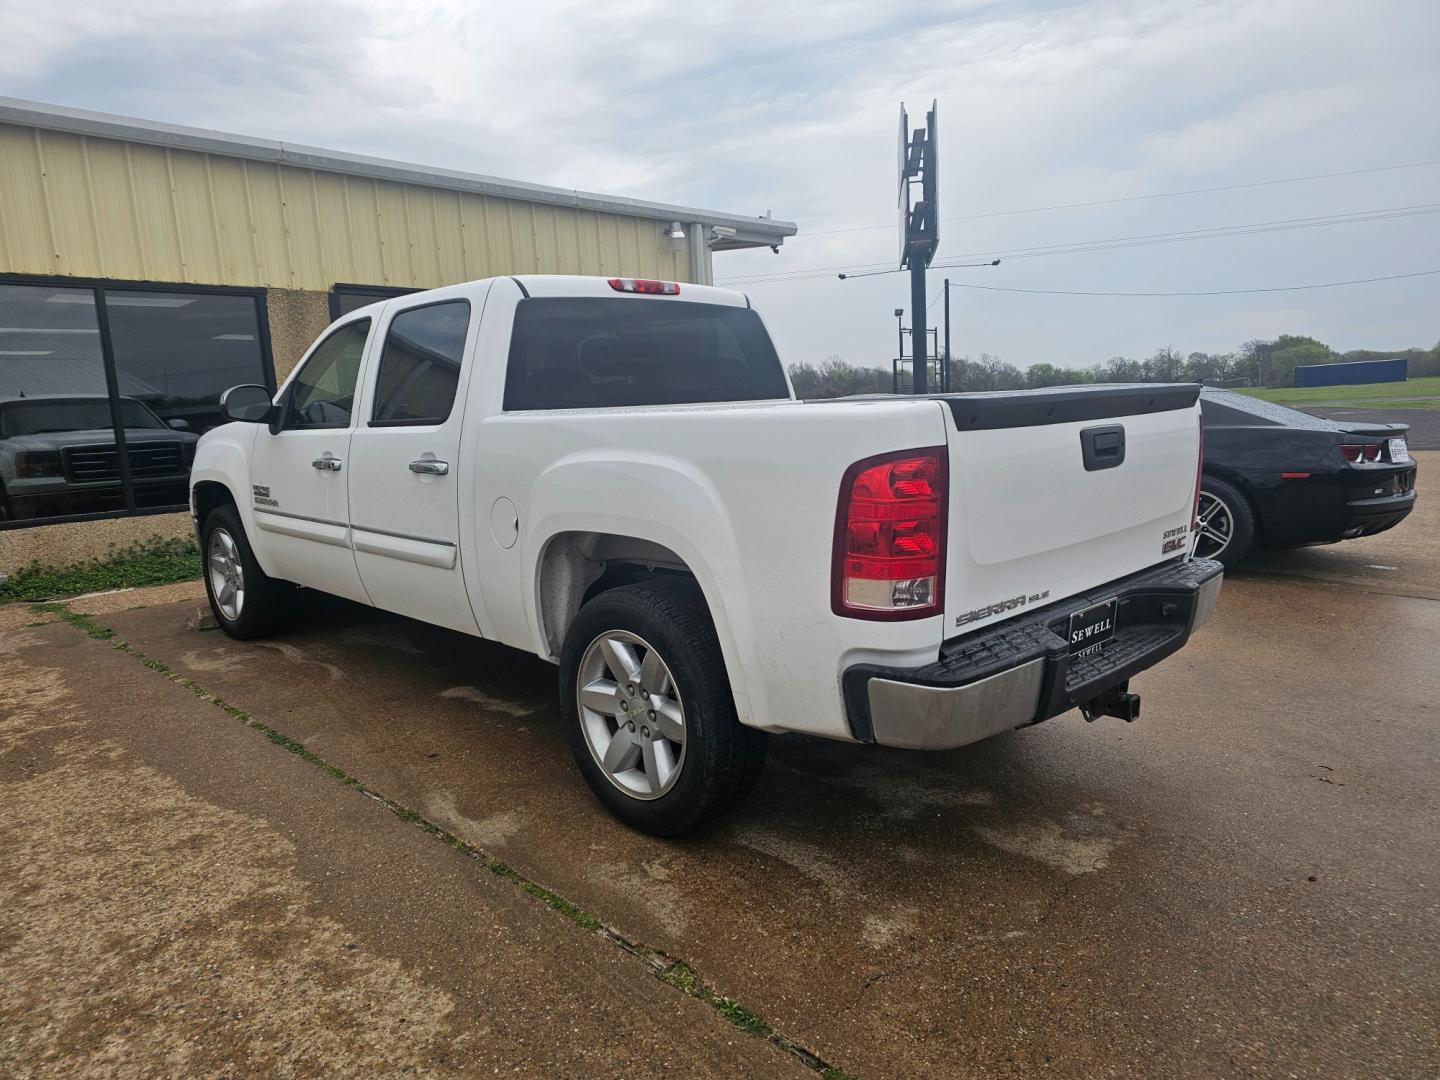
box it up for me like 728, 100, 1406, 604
898, 101, 939, 395
893, 308, 905, 394
943, 277, 951, 393
910, 259, 928, 395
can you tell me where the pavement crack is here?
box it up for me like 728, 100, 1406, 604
39, 602, 858, 1080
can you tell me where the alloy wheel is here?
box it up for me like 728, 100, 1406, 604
577, 630, 687, 800
1194, 490, 1234, 560
208, 527, 246, 621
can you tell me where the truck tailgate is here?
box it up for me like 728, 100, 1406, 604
941, 385, 1201, 634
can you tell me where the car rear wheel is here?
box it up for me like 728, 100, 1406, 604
1195, 476, 1255, 567
560, 579, 767, 836
201, 504, 293, 639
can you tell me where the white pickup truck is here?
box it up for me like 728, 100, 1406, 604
194, 275, 1222, 834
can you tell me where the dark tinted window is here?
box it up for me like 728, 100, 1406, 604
503, 298, 789, 410
371, 301, 469, 426
0, 281, 274, 528
332, 286, 417, 318
285, 320, 370, 429
0, 283, 123, 524
106, 290, 269, 437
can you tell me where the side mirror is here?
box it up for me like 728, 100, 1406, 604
220, 384, 277, 424
166, 418, 192, 431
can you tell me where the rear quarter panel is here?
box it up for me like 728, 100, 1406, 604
468, 398, 951, 739
1204, 424, 1341, 546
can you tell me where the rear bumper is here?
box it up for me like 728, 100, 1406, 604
843, 558, 1224, 750
1257, 463, 1417, 547
1339, 490, 1415, 539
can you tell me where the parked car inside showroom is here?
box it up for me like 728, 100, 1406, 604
1195, 388, 1416, 566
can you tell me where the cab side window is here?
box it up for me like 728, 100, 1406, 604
284, 319, 370, 429
370, 300, 470, 426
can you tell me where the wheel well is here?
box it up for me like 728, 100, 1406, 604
1201, 468, 1264, 544
192, 481, 237, 530
537, 531, 701, 657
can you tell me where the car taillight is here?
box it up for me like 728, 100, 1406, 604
15, 450, 64, 478
608, 277, 680, 295
1339, 444, 1381, 463
832, 447, 947, 620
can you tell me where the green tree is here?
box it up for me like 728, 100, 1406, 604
1024, 362, 1071, 388
1244, 335, 1332, 387
1103, 356, 1145, 382
1184, 352, 1222, 384
787, 356, 890, 398
1143, 346, 1187, 382
951, 353, 1024, 391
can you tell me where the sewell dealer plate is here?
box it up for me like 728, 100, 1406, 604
1068, 597, 1117, 658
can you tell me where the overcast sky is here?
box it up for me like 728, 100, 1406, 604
3, 0, 1438, 370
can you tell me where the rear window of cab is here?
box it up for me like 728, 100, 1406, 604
502, 298, 789, 410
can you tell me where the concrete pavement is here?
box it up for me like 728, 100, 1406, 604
2, 453, 1437, 1077
0, 617, 804, 1076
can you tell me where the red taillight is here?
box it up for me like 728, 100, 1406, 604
832, 447, 947, 620
1339, 444, 1381, 463
608, 277, 680, 295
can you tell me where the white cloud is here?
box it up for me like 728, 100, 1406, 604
1, 0, 1436, 364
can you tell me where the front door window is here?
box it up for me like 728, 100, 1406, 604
284, 320, 369, 429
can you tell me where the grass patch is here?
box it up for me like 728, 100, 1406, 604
1234, 375, 1440, 409
0, 536, 202, 604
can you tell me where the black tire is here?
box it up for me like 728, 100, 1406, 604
559, 579, 767, 837
1197, 475, 1256, 568
200, 504, 294, 640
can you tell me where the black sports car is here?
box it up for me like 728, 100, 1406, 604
1196, 388, 1417, 566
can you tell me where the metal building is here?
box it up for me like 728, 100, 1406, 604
0, 98, 794, 566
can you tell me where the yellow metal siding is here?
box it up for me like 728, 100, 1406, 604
0, 122, 695, 288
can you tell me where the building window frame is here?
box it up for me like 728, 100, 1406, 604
0, 272, 276, 532
328, 283, 419, 322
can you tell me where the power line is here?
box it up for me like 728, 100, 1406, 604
952, 205, 1440, 263
941, 268, 1440, 298
801, 159, 1440, 237
841, 258, 1001, 281
722, 204, 1440, 284
716, 203, 1440, 286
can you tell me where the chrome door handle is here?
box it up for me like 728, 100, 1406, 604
409, 459, 450, 476
312, 455, 342, 471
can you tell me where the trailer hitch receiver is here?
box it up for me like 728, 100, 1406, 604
1081, 682, 1141, 724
